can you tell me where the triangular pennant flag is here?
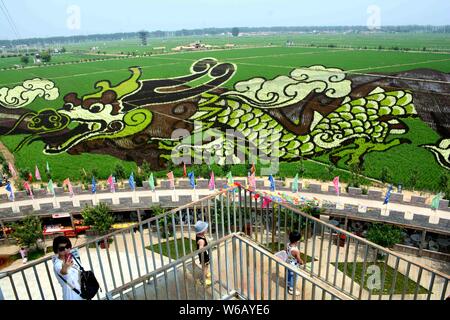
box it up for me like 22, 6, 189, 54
167, 171, 175, 189
107, 175, 115, 192
5, 182, 14, 201
188, 171, 196, 189
63, 178, 74, 197
226, 171, 234, 185
128, 172, 136, 191
35, 166, 41, 181
333, 176, 340, 196
46, 161, 50, 173
268, 175, 275, 192
431, 192, 444, 210
183, 163, 187, 178
23, 181, 34, 199
292, 174, 299, 192
92, 176, 97, 194
248, 172, 256, 190
383, 185, 393, 205
209, 171, 215, 191
148, 173, 155, 191
8, 162, 17, 177
47, 179, 55, 196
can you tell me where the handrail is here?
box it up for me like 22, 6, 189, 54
107, 232, 351, 300
107, 233, 236, 296
0, 188, 232, 278
246, 187, 450, 281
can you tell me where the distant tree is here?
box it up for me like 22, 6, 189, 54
20, 55, 29, 64
231, 27, 240, 37
380, 167, 393, 184
11, 215, 43, 249
40, 50, 51, 62
138, 30, 149, 46
81, 203, 115, 235
141, 160, 152, 177
113, 163, 126, 180
61, 47, 67, 53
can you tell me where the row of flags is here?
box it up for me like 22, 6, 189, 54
2, 162, 446, 210
6, 162, 51, 182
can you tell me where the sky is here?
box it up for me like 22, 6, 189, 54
0, 0, 449, 40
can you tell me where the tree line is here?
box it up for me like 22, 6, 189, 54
2, 25, 450, 47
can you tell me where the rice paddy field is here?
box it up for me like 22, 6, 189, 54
1, 33, 449, 192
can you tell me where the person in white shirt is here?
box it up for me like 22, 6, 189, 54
52, 236, 83, 300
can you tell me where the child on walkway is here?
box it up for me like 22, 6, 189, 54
286, 231, 304, 295
19, 247, 27, 264
195, 220, 212, 286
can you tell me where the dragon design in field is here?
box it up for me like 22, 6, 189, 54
0, 58, 448, 170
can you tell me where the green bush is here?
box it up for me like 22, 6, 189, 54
366, 223, 403, 249
81, 203, 115, 235
11, 215, 43, 249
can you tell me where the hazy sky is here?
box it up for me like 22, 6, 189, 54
1, 0, 449, 39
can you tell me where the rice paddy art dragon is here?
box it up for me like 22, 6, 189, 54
0, 57, 447, 169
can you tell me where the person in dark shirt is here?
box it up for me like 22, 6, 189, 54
195, 220, 211, 286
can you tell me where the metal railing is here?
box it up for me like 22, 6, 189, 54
238, 187, 450, 300
106, 233, 350, 300
0, 185, 449, 300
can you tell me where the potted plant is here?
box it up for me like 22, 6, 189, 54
81, 203, 115, 249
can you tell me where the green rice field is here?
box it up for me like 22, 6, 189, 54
1, 33, 449, 192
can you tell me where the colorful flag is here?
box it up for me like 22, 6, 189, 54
47, 179, 55, 196
107, 175, 115, 192
35, 166, 41, 181
248, 172, 256, 190
183, 163, 187, 178
208, 171, 215, 191
92, 176, 97, 194
82, 168, 87, 177
8, 162, 17, 177
268, 175, 275, 192
333, 176, 340, 196
137, 166, 142, 176
28, 172, 33, 183
63, 178, 74, 197
250, 163, 256, 174
46, 161, 50, 173
431, 192, 444, 210
383, 185, 393, 205
5, 182, 14, 201
148, 173, 155, 191
167, 171, 175, 189
128, 172, 136, 191
292, 174, 299, 193
188, 171, 196, 189
23, 181, 34, 199
226, 171, 234, 185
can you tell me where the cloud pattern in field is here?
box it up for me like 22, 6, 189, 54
0, 78, 59, 108
222, 65, 351, 108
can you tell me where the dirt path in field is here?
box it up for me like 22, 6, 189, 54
0, 140, 14, 166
